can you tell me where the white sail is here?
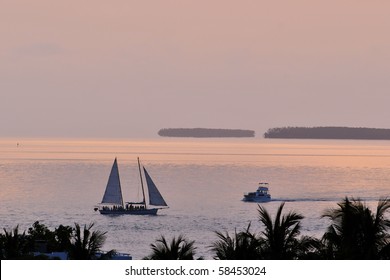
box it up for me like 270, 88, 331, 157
143, 167, 168, 207
101, 158, 123, 205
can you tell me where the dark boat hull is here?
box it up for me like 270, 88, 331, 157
242, 196, 271, 202
99, 208, 158, 215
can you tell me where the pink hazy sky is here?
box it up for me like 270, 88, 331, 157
1, 0, 390, 138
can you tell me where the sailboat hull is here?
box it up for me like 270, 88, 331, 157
98, 208, 158, 215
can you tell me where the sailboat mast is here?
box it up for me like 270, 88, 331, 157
137, 157, 147, 209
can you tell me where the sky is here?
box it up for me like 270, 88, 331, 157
1, 0, 390, 138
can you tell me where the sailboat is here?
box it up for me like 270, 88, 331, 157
94, 157, 168, 215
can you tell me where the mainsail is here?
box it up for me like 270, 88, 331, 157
101, 158, 123, 206
143, 167, 168, 207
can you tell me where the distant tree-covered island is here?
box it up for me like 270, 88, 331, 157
158, 128, 255, 138
264, 126, 390, 140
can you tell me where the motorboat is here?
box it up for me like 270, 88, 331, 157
243, 182, 271, 202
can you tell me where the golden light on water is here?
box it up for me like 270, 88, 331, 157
1, 138, 390, 168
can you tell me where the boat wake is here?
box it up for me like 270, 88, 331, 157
242, 198, 337, 203
269, 197, 381, 203
270, 198, 336, 202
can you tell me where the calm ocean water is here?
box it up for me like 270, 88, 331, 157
1, 138, 390, 259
